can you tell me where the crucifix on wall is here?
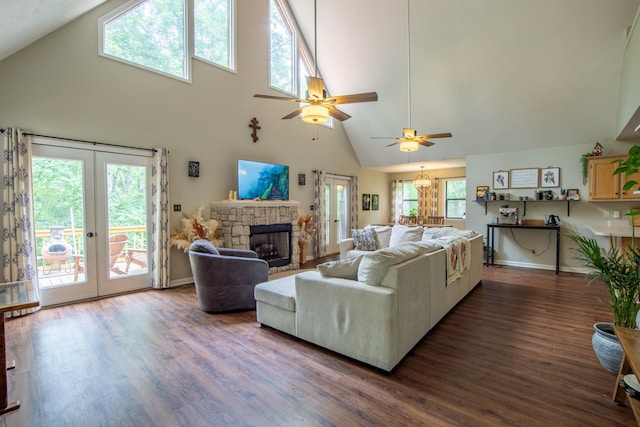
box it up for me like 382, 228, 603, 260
249, 117, 261, 142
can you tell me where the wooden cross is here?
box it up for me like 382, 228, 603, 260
249, 117, 261, 142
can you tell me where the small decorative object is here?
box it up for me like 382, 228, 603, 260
558, 188, 566, 200
492, 170, 509, 189
188, 161, 200, 177
566, 188, 579, 200
362, 194, 371, 211
170, 206, 223, 252
592, 142, 603, 156
248, 117, 261, 142
540, 166, 560, 188
297, 209, 315, 264
371, 194, 379, 211
298, 173, 306, 185
476, 186, 489, 201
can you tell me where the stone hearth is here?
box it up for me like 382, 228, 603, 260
210, 201, 301, 272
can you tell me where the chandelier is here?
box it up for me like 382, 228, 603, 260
414, 166, 431, 190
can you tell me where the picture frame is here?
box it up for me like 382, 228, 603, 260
566, 188, 580, 200
540, 167, 560, 188
510, 168, 539, 189
492, 171, 509, 189
476, 185, 490, 201
371, 194, 379, 211
362, 193, 371, 211
188, 161, 200, 178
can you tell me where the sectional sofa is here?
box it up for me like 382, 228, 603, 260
254, 225, 483, 372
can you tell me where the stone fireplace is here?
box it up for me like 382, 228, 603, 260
210, 201, 300, 272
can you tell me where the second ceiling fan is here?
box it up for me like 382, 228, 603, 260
371, 0, 452, 151
254, 0, 378, 124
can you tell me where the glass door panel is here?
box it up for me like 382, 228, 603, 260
324, 177, 350, 254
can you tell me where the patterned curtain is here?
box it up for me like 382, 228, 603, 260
2, 128, 39, 317
313, 170, 326, 258
418, 187, 429, 219
350, 176, 358, 233
430, 178, 440, 217
391, 180, 404, 223
151, 148, 170, 288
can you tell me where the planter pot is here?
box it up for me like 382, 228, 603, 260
592, 322, 623, 374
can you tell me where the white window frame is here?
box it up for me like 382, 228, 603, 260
193, 0, 237, 73
444, 178, 466, 220
269, 0, 298, 96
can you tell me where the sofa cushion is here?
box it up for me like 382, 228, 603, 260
352, 228, 378, 251
254, 276, 296, 312
190, 239, 220, 255
367, 225, 392, 248
389, 224, 424, 247
358, 242, 426, 286
318, 256, 363, 280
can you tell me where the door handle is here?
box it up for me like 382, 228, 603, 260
86, 232, 94, 237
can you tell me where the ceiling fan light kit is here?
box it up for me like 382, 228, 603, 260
301, 104, 329, 124
400, 140, 419, 152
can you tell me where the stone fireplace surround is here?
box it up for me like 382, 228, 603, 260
210, 201, 301, 273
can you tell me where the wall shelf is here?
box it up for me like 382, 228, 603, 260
474, 199, 576, 216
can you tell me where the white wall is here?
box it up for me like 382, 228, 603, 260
0, 0, 389, 283
466, 141, 639, 271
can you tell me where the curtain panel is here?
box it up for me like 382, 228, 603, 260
313, 171, 326, 258
151, 148, 170, 288
2, 128, 39, 317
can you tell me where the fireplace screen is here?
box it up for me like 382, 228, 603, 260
250, 223, 291, 268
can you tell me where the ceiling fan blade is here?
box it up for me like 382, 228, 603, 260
385, 141, 400, 147
306, 76, 325, 99
419, 132, 452, 139
327, 106, 351, 121
254, 94, 302, 102
329, 92, 379, 105
282, 108, 304, 119
419, 140, 436, 147
370, 136, 397, 139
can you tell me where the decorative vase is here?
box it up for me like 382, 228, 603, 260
299, 242, 307, 265
592, 322, 623, 374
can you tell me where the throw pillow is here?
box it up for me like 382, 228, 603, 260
358, 241, 425, 286
189, 239, 220, 255
389, 224, 423, 247
369, 225, 392, 249
317, 256, 363, 280
352, 228, 378, 251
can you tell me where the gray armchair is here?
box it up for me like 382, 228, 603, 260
188, 239, 269, 312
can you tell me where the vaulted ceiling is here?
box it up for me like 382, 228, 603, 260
2, 0, 639, 172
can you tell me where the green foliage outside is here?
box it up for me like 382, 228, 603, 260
270, 0, 295, 93
194, 0, 231, 67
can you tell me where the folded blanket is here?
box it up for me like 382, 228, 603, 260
429, 236, 471, 285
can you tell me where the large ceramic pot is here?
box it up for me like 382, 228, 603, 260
592, 322, 623, 374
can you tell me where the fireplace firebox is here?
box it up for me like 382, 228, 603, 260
250, 223, 291, 268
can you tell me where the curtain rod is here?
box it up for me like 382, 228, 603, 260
2, 130, 157, 153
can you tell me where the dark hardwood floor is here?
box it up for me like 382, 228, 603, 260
1, 263, 635, 426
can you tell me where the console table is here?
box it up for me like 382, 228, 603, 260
613, 326, 640, 424
0, 280, 39, 414
486, 223, 561, 274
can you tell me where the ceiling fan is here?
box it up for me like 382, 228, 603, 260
370, 0, 452, 152
254, 0, 378, 124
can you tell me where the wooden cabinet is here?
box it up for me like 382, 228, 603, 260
588, 155, 640, 200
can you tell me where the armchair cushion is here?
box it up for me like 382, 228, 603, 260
190, 239, 220, 255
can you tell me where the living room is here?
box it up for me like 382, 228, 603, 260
1, 0, 640, 424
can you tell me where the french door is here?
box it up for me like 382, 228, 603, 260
32, 142, 152, 306
324, 176, 350, 254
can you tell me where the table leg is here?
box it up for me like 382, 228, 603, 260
0, 315, 20, 414
486, 225, 490, 267
555, 228, 560, 275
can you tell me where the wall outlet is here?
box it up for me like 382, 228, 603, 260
173, 204, 181, 212
613, 210, 621, 219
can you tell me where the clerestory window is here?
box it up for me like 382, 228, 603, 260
270, 0, 296, 95
99, 0, 235, 82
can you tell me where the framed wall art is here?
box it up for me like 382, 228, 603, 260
476, 186, 490, 201
540, 167, 560, 188
510, 168, 539, 189
362, 193, 371, 211
492, 170, 509, 189
371, 194, 379, 211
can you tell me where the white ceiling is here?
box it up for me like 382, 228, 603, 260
1, 0, 639, 173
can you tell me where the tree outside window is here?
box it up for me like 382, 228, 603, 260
445, 178, 466, 219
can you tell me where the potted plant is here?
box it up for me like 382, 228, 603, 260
567, 230, 640, 373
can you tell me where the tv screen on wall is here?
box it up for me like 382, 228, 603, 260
237, 159, 289, 200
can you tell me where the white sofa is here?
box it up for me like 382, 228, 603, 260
254, 228, 483, 372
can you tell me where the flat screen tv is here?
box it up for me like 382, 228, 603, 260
237, 159, 289, 200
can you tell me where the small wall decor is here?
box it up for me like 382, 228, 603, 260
492, 170, 509, 189
188, 161, 200, 177
248, 117, 261, 142
566, 188, 580, 200
298, 173, 306, 185
371, 194, 379, 211
592, 142, 603, 156
362, 193, 371, 211
510, 168, 539, 188
476, 186, 489, 200
540, 166, 560, 188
